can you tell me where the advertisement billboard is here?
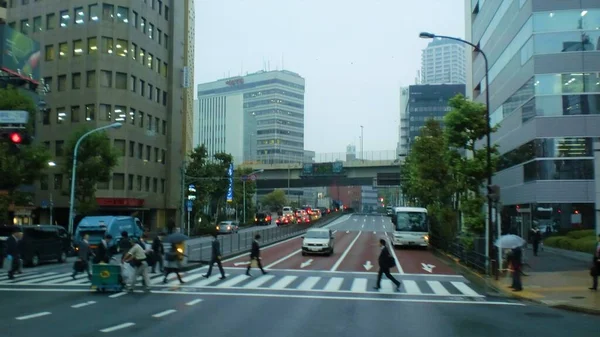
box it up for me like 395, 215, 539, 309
0, 25, 40, 84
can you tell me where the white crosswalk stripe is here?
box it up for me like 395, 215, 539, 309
1, 270, 484, 298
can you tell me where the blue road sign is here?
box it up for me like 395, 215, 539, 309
226, 183, 233, 203
186, 200, 193, 212
188, 184, 195, 189
227, 163, 233, 177
41, 200, 48, 209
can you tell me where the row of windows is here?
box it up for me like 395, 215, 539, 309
258, 149, 305, 157
244, 99, 304, 110
523, 159, 593, 182
10, 2, 170, 50
197, 79, 305, 96
256, 129, 304, 138
43, 139, 166, 165
256, 119, 303, 129
40, 173, 167, 194
523, 94, 600, 123
253, 108, 304, 120
41, 104, 168, 136
257, 139, 304, 148
244, 89, 304, 100
534, 31, 600, 55
498, 138, 592, 171
409, 106, 452, 113
533, 9, 600, 33
44, 37, 169, 78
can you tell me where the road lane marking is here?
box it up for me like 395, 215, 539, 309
100, 322, 135, 333
109, 292, 127, 298
152, 309, 177, 318
45, 276, 80, 284
296, 276, 320, 290
402, 280, 422, 294
186, 299, 203, 306
216, 274, 248, 288
264, 249, 301, 269
385, 232, 404, 274
330, 232, 362, 271
451, 281, 479, 296
243, 274, 276, 288
15, 312, 51, 320
323, 277, 344, 292
268, 275, 296, 289
351, 278, 368, 292
0, 272, 58, 284
71, 301, 96, 308
361, 224, 364, 228
427, 281, 451, 295
193, 274, 224, 287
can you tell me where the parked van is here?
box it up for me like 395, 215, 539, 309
74, 216, 144, 251
0, 224, 71, 266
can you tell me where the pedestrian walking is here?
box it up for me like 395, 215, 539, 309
374, 239, 401, 291
151, 232, 165, 273
167, 218, 175, 234
93, 234, 113, 264
246, 234, 267, 276
72, 233, 92, 280
532, 227, 541, 256
203, 233, 226, 279
510, 246, 523, 291
4, 227, 23, 280
163, 243, 185, 284
122, 234, 151, 292
589, 234, 600, 291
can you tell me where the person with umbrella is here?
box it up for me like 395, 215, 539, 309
495, 234, 525, 292
162, 242, 185, 284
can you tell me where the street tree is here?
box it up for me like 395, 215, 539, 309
205, 152, 233, 223
63, 127, 119, 215
261, 189, 287, 211
186, 144, 211, 212
0, 87, 50, 223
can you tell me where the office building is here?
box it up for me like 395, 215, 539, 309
196, 70, 305, 164
6, 0, 195, 230
397, 86, 409, 156
466, 0, 600, 234
421, 39, 467, 85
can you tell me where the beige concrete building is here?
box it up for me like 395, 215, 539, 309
5, 0, 195, 230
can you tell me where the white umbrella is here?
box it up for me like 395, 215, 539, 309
494, 234, 526, 249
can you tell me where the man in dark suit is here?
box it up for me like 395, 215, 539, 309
510, 246, 523, 291
93, 234, 113, 264
72, 233, 92, 280
374, 238, 401, 291
589, 234, 600, 291
151, 232, 165, 273
4, 227, 23, 280
246, 234, 267, 276
203, 233, 226, 279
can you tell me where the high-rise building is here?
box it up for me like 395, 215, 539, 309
420, 39, 467, 85
5, 0, 195, 230
196, 70, 305, 164
466, 0, 600, 235
397, 86, 409, 156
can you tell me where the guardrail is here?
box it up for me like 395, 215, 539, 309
185, 212, 346, 263
430, 234, 489, 274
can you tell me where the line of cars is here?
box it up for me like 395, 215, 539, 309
275, 205, 332, 226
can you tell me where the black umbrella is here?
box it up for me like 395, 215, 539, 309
163, 232, 189, 244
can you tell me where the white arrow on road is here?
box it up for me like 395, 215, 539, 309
363, 261, 373, 271
234, 261, 250, 266
346, 230, 350, 234
300, 259, 313, 268
421, 263, 436, 273
353, 218, 358, 221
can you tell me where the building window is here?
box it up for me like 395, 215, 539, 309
154, 147, 159, 162
44, 45, 54, 61
138, 111, 144, 128
146, 146, 151, 161
85, 104, 95, 121
42, 109, 50, 125
148, 23, 154, 39
164, 5, 169, 20
102, 37, 113, 54
158, 29, 162, 45
139, 48, 145, 64
147, 115, 152, 130
59, 10, 70, 27
113, 140, 126, 157
141, 17, 146, 34
115, 72, 127, 89
100, 70, 112, 87
56, 108, 66, 124
74, 7, 85, 24
132, 11, 138, 28
116, 6, 129, 23
43, 76, 52, 91
129, 141, 135, 157
162, 121, 166, 135
140, 79, 145, 96
128, 174, 134, 190
160, 179, 165, 193
162, 91, 167, 106
137, 144, 143, 160
33, 16, 42, 32
46, 13, 56, 30
54, 174, 63, 191
99, 104, 112, 121
114, 105, 126, 122
58, 42, 67, 59
40, 175, 49, 191
86, 70, 96, 88
148, 84, 153, 100
88, 37, 97, 54
102, 4, 114, 21
129, 108, 136, 125
97, 181, 108, 190
130, 75, 136, 92
154, 117, 159, 132
161, 149, 166, 164
112, 174, 125, 190
131, 43, 137, 60
57, 75, 66, 91
55, 141, 64, 156
161, 62, 167, 77
155, 88, 160, 103
20, 19, 29, 35
156, 58, 161, 73
147, 53, 153, 69
72, 72, 81, 89
524, 159, 594, 182
145, 177, 150, 191
71, 105, 80, 123
153, 178, 158, 193
89, 4, 99, 21
164, 33, 169, 48
136, 175, 142, 191
73, 39, 83, 56
115, 39, 127, 57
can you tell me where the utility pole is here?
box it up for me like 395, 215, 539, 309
360, 125, 364, 161
180, 162, 186, 232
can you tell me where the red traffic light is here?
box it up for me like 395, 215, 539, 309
9, 132, 22, 143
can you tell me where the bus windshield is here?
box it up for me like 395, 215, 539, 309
395, 212, 428, 232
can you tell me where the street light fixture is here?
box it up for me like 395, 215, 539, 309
419, 32, 494, 274
67, 122, 122, 235
243, 169, 264, 224
48, 161, 56, 167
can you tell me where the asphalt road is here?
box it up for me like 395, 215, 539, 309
1, 288, 596, 337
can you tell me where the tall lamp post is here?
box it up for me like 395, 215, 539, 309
243, 169, 264, 224
419, 32, 494, 273
360, 125, 364, 161
67, 123, 123, 235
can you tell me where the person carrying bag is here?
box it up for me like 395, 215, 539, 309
122, 234, 151, 292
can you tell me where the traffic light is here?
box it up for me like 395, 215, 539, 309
487, 185, 500, 202
1, 129, 31, 145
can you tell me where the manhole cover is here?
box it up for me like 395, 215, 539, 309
525, 312, 563, 318
571, 296, 585, 299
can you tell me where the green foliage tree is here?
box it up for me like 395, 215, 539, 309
0, 88, 50, 223
63, 127, 119, 215
261, 189, 287, 211
186, 145, 210, 212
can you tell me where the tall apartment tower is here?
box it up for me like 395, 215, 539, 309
5, 0, 195, 230
196, 70, 305, 165
420, 39, 467, 85
466, 0, 600, 235
397, 86, 409, 156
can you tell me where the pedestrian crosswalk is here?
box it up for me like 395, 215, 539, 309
0, 270, 484, 298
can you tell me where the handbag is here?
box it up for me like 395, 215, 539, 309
250, 258, 258, 268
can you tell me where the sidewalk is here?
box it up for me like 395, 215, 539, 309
490, 246, 599, 315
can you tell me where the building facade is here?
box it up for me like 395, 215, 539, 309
6, 0, 195, 230
466, 0, 600, 235
397, 86, 409, 156
421, 39, 467, 85
196, 70, 305, 165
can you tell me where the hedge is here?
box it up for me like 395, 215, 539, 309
544, 230, 597, 254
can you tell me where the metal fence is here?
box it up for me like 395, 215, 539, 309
430, 234, 489, 274
186, 213, 345, 263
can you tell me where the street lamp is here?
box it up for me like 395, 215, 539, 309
67, 122, 122, 235
243, 169, 264, 224
360, 125, 364, 161
419, 32, 494, 273
48, 161, 56, 167
47, 161, 56, 225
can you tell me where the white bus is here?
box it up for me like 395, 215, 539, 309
390, 207, 429, 248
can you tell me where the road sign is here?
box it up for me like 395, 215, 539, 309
249, 174, 256, 181
41, 200, 48, 209
186, 200, 193, 212
226, 185, 233, 202
0, 110, 28, 124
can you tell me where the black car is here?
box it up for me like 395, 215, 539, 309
0, 224, 71, 267
254, 212, 272, 226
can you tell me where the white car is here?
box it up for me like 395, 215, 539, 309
301, 228, 334, 256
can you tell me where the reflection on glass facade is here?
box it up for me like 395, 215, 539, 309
498, 137, 592, 171
523, 159, 593, 181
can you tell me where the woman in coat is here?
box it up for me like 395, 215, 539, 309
162, 243, 184, 284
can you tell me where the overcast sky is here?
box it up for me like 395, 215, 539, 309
194, 0, 464, 156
